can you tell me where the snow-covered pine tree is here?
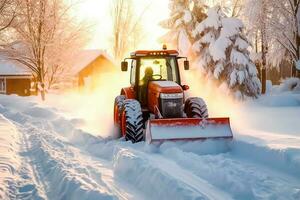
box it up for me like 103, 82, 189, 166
192, 6, 261, 99
160, 0, 207, 56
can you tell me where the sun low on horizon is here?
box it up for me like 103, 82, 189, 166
75, 0, 170, 53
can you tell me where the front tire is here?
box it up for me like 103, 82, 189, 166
184, 97, 209, 118
121, 99, 144, 143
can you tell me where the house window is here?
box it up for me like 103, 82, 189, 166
0, 78, 6, 93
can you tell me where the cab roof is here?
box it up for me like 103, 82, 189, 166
130, 50, 179, 57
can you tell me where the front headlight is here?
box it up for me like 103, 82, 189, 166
160, 93, 183, 99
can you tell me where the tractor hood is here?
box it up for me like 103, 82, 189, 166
148, 81, 183, 93
147, 81, 184, 118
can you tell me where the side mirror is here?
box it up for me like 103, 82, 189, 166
182, 85, 189, 91
184, 60, 189, 70
121, 61, 128, 71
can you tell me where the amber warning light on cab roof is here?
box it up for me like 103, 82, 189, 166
130, 44, 179, 57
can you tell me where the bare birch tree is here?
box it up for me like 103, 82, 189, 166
0, 0, 19, 41
3, 0, 89, 99
217, 0, 244, 17
243, 0, 272, 93
111, 0, 146, 61
44, 17, 90, 89
244, 0, 300, 79
270, 0, 300, 77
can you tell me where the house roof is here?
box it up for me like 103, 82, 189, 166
0, 57, 32, 76
71, 49, 116, 75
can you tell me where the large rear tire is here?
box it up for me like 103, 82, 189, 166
184, 97, 209, 118
121, 99, 144, 143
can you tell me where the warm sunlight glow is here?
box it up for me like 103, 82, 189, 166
48, 67, 244, 138
181, 70, 245, 130
76, 0, 170, 52
45, 71, 129, 137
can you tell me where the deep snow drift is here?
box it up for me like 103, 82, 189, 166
0, 85, 299, 199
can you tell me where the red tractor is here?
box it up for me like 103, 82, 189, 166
114, 46, 233, 143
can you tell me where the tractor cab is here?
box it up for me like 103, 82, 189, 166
121, 48, 190, 107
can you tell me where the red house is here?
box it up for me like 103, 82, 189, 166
71, 50, 117, 89
0, 59, 33, 96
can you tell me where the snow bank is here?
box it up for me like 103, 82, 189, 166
0, 95, 124, 199
0, 115, 21, 199
257, 93, 300, 107
160, 144, 300, 200
25, 125, 116, 200
0, 115, 45, 199
248, 79, 300, 107
275, 78, 300, 93
232, 139, 300, 179
113, 147, 232, 200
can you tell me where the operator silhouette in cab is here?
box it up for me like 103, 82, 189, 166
140, 67, 153, 105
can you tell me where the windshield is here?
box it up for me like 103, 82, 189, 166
139, 57, 179, 83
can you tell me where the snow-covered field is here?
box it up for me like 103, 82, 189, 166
0, 89, 299, 200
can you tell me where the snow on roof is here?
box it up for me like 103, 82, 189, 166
71, 49, 116, 75
0, 57, 32, 76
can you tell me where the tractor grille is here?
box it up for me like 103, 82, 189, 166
160, 98, 183, 118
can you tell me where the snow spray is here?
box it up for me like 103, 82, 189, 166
181, 69, 245, 130
44, 71, 129, 138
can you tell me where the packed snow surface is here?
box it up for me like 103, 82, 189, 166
0, 90, 299, 199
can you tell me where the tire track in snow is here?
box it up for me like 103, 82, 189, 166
112, 144, 234, 200
110, 140, 300, 200
1, 95, 299, 200
19, 124, 117, 200
0, 102, 146, 200
0, 115, 46, 200
159, 144, 300, 200
81, 154, 147, 200
143, 152, 234, 200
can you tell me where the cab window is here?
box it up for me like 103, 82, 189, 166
139, 57, 179, 85
130, 59, 137, 86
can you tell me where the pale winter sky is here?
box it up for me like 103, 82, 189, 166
76, 0, 170, 52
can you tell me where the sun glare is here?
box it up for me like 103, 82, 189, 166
76, 0, 170, 51
181, 70, 245, 130
48, 71, 129, 137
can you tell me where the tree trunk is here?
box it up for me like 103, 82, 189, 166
37, 67, 46, 101
294, 0, 300, 78
292, 64, 296, 77
261, 0, 267, 94
261, 66, 266, 93
261, 35, 267, 94
41, 83, 45, 101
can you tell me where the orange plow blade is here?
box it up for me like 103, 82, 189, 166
145, 118, 233, 144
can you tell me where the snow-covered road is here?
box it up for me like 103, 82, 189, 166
0, 93, 299, 200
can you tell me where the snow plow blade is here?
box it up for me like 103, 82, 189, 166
145, 118, 233, 144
